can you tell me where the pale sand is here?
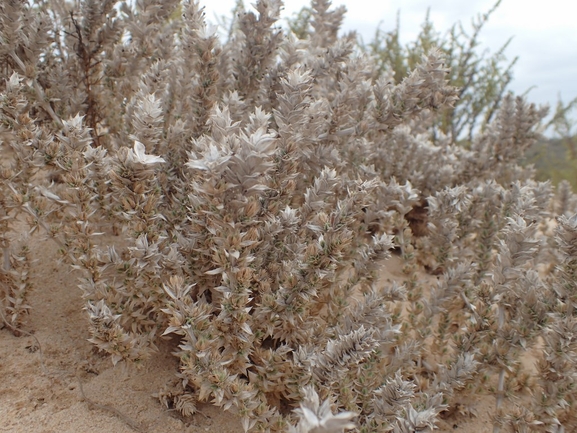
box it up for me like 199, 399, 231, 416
1, 235, 497, 433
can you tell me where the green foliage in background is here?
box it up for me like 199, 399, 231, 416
365, 1, 518, 145
526, 137, 577, 188
530, 98, 577, 189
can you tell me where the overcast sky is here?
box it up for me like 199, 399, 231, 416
200, 0, 577, 114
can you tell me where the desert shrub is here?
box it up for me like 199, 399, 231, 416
290, 0, 517, 145
2, 0, 577, 432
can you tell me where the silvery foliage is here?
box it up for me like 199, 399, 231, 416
1, 0, 577, 432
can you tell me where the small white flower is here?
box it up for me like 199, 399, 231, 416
290, 386, 357, 433
186, 143, 231, 171
128, 140, 165, 164
83, 144, 108, 161
7, 72, 22, 90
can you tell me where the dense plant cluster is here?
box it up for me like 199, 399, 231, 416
1, 0, 577, 432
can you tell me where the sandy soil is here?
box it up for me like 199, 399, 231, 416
0, 233, 498, 433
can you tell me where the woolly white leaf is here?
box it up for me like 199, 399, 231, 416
128, 140, 165, 164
